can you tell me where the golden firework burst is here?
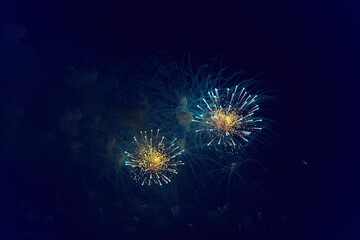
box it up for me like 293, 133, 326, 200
125, 129, 184, 185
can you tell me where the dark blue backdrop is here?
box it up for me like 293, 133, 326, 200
0, 0, 358, 239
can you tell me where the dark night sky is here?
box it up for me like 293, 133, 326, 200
0, 0, 359, 239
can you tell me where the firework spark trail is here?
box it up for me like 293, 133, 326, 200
193, 85, 263, 147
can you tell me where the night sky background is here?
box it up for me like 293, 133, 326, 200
0, 0, 359, 239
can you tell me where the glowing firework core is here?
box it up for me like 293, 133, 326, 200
212, 109, 240, 134
139, 147, 167, 172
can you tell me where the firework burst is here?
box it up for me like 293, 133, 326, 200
125, 129, 184, 186
193, 85, 263, 147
